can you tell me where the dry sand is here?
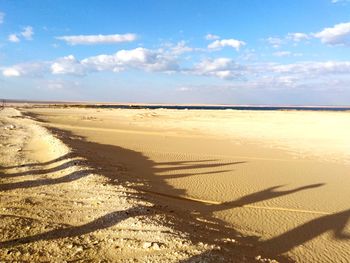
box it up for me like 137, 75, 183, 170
1, 106, 350, 262
0, 108, 281, 262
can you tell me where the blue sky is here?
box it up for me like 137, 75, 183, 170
1, 0, 350, 105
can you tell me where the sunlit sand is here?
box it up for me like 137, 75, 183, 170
9, 106, 348, 262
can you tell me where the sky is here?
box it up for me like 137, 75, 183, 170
1, 0, 350, 105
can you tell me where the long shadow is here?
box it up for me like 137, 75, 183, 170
205, 184, 325, 214
0, 169, 93, 191
0, 206, 143, 248
1, 159, 83, 178
0, 153, 73, 169
261, 208, 350, 255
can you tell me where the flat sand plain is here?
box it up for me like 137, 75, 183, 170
10, 107, 350, 262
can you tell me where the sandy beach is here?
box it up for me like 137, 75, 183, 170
1, 106, 350, 262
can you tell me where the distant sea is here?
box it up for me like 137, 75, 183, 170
88, 105, 350, 112
3, 99, 350, 111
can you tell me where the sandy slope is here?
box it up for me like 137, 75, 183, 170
0, 108, 283, 262
20, 107, 350, 263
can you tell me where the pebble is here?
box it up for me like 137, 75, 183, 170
5, 124, 16, 130
75, 246, 83, 252
65, 243, 73, 249
142, 242, 152, 249
151, 242, 160, 250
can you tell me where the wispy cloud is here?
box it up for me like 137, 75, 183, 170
286, 32, 310, 42
331, 0, 350, 3
0, 12, 5, 24
314, 22, 350, 46
21, 26, 34, 40
2, 62, 48, 77
266, 33, 309, 48
8, 34, 20, 43
205, 33, 220, 40
8, 26, 34, 43
266, 37, 284, 48
56, 33, 137, 45
273, 51, 302, 57
169, 41, 194, 55
273, 51, 292, 57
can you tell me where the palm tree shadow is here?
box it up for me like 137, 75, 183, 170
2, 159, 84, 179
0, 169, 93, 191
0, 206, 144, 248
208, 183, 325, 213
0, 153, 73, 170
261, 208, 350, 256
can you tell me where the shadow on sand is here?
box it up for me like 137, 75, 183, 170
1, 121, 348, 261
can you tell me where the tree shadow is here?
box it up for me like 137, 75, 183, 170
0, 206, 143, 248
1, 159, 84, 179
204, 183, 325, 214
0, 169, 93, 191
261, 208, 350, 256
0, 153, 73, 170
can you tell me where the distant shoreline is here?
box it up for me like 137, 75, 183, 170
2, 99, 350, 111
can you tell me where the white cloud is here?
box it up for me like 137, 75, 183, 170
51, 55, 86, 75
314, 22, 350, 46
2, 68, 21, 77
82, 47, 178, 72
208, 38, 246, 51
21, 26, 34, 40
56, 33, 137, 45
49, 47, 178, 75
0, 12, 5, 24
192, 58, 246, 79
287, 32, 309, 42
205, 34, 220, 40
8, 26, 34, 42
8, 34, 20, 43
2, 62, 47, 77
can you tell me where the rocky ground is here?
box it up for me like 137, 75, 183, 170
0, 108, 283, 262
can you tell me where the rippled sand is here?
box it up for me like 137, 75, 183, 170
25, 107, 350, 262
